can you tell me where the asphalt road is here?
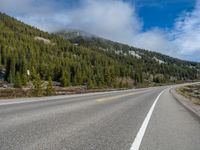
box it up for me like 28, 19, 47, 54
0, 86, 199, 150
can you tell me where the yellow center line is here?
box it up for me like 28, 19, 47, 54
96, 92, 140, 102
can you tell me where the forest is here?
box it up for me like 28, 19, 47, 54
0, 12, 199, 97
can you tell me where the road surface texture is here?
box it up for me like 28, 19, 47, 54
0, 86, 199, 150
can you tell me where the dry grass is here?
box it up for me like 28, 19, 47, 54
0, 86, 122, 99
0, 88, 33, 99
177, 84, 200, 105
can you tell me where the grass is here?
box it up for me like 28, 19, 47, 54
0, 88, 33, 99
0, 86, 124, 99
177, 84, 200, 105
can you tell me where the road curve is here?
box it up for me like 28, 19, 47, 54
0, 86, 199, 150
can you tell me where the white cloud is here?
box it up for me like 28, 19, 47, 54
0, 0, 200, 61
16, 14, 71, 32
0, 0, 56, 15
65, 0, 141, 44
172, 0, 200, 55
133, 29, 173, 53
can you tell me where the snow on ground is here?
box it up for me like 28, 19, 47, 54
34, 36, 52, 45
129, 51, 141, 59
153, 57, 165, 64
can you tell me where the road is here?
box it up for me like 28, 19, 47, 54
0, 86, 199, 150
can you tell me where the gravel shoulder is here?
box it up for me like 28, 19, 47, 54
170, 88, 200, 117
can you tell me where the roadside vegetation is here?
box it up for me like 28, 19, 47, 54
177, 84, 200, 105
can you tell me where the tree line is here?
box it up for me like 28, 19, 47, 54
0, 12, 199, 92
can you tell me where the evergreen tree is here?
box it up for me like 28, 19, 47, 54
6, 57, 16, 83
21, 74, 28, 86
33, 74, 43, 96
46, 76, 55, 96
60, 70, 70, 87
14, 72, 22, 88
134, 72, 140, 86
139, 71, 143, 84
87, 78, 94, 89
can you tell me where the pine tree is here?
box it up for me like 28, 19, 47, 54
14, 72, 22, 88
33, 73, 43, 96
60, 70, 70, 87
87, 78, 94, 89
139, 71, 143, 84
21, 74, 28, 86
46, 76, 55, 96
6, 57, 16, 83
134, 72, 140, 86
74, 64, 82, 85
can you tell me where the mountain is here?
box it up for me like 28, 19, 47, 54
0, 12, 199, 90
57, 30, 200, 78
57, 30, 199, 67
57, 30, 96, 39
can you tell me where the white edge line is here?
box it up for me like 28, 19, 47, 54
130, 89, 166, 150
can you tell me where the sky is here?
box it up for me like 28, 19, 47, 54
0, 0, 200, 62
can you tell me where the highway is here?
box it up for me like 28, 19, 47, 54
0, 86, 199, 150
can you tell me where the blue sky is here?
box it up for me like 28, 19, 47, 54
134, 0, 196, 30
0, 0, 199, 61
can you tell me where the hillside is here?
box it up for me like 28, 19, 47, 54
58, 30, 200, 81
0, 12, 200, 92
58, 30, 200, 67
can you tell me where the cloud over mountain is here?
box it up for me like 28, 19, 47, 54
0, 0, 199, 61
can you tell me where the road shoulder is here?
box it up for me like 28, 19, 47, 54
140, 89, 200, 150
170, 88, 200, 118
